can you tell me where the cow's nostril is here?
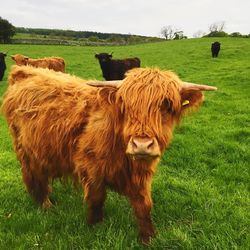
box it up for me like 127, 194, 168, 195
132, 138, 138, 149
147, 140, 154, 149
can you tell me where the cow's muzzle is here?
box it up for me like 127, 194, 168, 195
126, 137, 161, 160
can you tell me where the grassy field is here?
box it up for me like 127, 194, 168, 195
0, 38, 249, 249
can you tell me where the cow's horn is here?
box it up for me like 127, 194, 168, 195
181, 81, 217, 91
87, 80, 123, 88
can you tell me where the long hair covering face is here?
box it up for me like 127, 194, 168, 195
116, 68, 182, 138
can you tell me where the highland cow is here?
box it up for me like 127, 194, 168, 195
11, 54, 65, 72
2, 65, 216, 244
95, 52, 140, 80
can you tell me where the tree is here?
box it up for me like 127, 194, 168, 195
0, 17, 15, 43
160, 25, 176, 40
107, 35, 125, 44
173, 31, 187, 40
126, 35, 143, 44
205, 31, 228, 37
230, 32, 242, 37
205, 21, 228, 37
209, 21, 225, 33
88, 36, 99, 42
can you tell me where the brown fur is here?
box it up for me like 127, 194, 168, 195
11, 54, 65, 72
2, 65, 205, 244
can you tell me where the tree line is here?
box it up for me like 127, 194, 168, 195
1, 17, 249, 45
14, 27, 163, 45
0, 17, 162, 45
161, 21, 250, 40
15, 27, 150, 40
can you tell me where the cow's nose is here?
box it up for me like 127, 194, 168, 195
131, 137, 154, 154
126, 136, 161, 158
126, 137, 161, 158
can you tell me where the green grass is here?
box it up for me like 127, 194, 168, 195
0, 38, 249, 249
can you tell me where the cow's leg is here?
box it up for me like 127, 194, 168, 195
129, 190, 155, 244
22, 166, 52, 208
20, 153, 52, 208
84, 182, 106, 224
11, 128, 52, 208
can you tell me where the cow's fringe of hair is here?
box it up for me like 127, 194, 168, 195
117, 68, 182, 137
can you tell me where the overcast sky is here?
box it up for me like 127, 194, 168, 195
1, 0, 250, 37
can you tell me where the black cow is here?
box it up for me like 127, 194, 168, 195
95, 53, 141, 80
211, 42, 221, 58
0, 52, 7, 81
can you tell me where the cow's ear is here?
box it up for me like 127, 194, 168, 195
180, 87, 204, 114
11, 55, 15, 60
97, 87, 117, 106
24, 57, 29, 64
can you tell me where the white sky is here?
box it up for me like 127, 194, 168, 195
1, 0, 249, 37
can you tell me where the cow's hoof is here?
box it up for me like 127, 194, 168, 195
42, 198, 53, 209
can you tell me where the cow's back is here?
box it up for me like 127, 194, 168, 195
28, 57, 65, 72
49, 57, 65, 72
115, 57, 141, 79
2, 66, 96, 173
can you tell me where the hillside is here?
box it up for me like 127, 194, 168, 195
12, 27, 163, 46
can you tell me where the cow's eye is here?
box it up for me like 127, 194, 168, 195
160, 99, 171, 115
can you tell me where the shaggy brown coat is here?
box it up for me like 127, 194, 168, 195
11, 54, 65, 72
2, 65, 209, 244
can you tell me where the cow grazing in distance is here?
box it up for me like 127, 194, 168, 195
95, 52, 140, 80
211, 42, 221, 57
0, 52, 7, 81
2, 65, 216, 244
11, 54, 65, 72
